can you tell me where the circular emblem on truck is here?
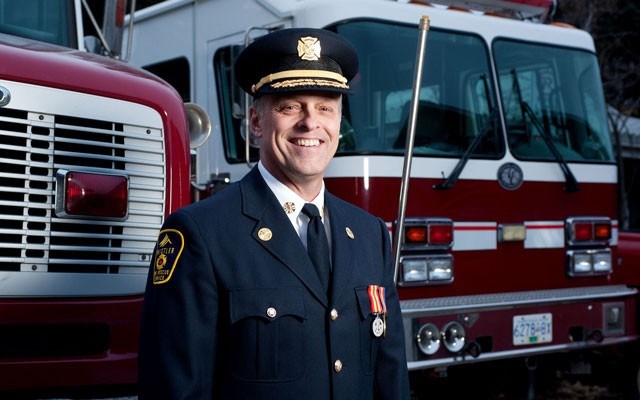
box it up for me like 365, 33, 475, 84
0, 86, 11, 107
497, 162, 523, 190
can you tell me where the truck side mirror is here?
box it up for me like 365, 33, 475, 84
186, 102, 212, 149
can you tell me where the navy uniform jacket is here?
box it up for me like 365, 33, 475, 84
138, 167, 410, 399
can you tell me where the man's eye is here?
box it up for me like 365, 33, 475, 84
279, 105, 299, 112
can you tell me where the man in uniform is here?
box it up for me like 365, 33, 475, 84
138, 27, 410, 400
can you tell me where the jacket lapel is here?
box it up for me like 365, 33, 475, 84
325, 193, 356, 306
240, 168, 329, 307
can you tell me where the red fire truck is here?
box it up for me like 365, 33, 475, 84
127, 0, 639, 395
0, 0, 204, 392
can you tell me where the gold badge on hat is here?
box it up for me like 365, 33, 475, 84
258, 227, 273, 241
345, 227, 355, 239
283, 202, 296, 214
297, 36, 321, 61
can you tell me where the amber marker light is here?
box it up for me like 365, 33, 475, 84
405, 225, 428, 244
594, 222, 612, 241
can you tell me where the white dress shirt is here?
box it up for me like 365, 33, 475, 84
258, 161, 332, 254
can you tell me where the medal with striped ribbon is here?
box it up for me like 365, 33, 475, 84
368, 285, 387, 338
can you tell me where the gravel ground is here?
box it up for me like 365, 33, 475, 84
409, 349, 636, 400
10, 348, 638, 400
42, 396, 138, 400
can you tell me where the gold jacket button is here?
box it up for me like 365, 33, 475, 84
330, 309, 339, 321
266, 307, 277, 318
334, 359, 343, 373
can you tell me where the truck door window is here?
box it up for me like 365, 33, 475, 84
330, 20, 503, 159
494, 39, 614, 163
0, 0, 75, 48
214, 45, 260, 164
623, 158, 640, 231
143, 57, 191, 102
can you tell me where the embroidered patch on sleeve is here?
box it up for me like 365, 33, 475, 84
152, 229, 185, 285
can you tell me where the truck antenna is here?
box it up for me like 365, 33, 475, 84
393, 15, 431, 283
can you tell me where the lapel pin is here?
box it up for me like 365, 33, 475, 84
258, 227, 273, 241
283, 201, 296, 214
345, 227, 355, 239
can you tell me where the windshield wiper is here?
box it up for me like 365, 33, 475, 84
511, 69, 579, 192
433, 108, 498, 190
434, 74, 496, 190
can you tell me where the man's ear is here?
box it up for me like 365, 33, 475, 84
249, 107, 263, 138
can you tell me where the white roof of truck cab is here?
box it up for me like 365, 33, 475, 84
130, 0, 594, 52
252, 0, 593, 52
262, 0, 555, 19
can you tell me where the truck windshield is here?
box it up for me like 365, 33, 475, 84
332, 20, 503, 159
0, 0, 76, 48
493, 39, 614, 163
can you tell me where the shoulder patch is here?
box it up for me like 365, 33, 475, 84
152, 229, 185, 285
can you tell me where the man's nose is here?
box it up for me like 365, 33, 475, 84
296, 109, 320, 130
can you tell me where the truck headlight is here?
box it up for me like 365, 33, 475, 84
567, 249, 612, 277
428, 258, 453, 281
572, 252, 592, 274
402, 258, 428, 282
399, 255, 453, 285
593, 251, 612, 273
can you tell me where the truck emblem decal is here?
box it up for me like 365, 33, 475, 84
297, 36, 321, 61
153, 229, 185, 285
497, 162, 524, 190
0, 86, 10, 107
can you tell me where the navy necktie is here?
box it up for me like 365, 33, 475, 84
301, 203, 331, 292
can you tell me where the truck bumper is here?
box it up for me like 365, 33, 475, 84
0, 296, 142, 391
402, 285, 638, 370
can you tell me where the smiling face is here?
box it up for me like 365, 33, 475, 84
250, 91, 342, 200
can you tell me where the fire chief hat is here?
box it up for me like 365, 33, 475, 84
234, 28, 359, 96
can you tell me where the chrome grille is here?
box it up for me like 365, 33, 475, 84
0, 81, 165, 295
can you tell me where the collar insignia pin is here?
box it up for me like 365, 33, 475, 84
283, 201, 296, 214
345, 227, 355, 239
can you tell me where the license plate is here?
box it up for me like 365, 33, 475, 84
513, 313, 552, 346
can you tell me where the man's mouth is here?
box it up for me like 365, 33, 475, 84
293, 138, 321, 147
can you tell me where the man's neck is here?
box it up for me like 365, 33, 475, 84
260, 162, 324, 201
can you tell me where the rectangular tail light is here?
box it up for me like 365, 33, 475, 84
566, 217, 612, 245
429, 223, 454, 245
56, 169, 129, 220
401, 218, 454, 249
